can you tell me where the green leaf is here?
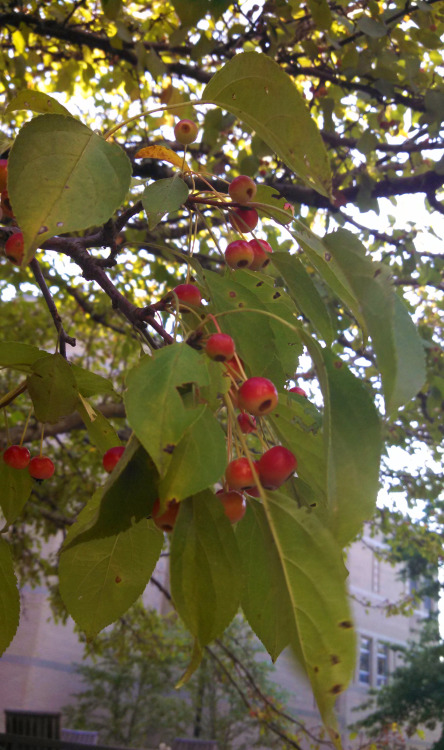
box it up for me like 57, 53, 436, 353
76, 398, 121, 454
141, 177, 189, 227
271, 252, 335, 344
124, 344, 210, 476
323, 229, 426, 412
0, 461, 33, 525
171, 0, 231, 26
8, 114, 132, 263
253, 184, 293, 224
101, 0, 122, 19
303, 336, 381, 546
27, 353, 79, 423
158, 407, 227, 502
59, 518, 163, 637
170, 492, 242, 647
203, 52, 331, 197
307, 0, 332, 28
0, 342, 44, 372
5, 90, 71, 116
0, 538, 20, 656
357, 15, 387, 38
204, 269, 301, 389
176, 640, 203, 688
71, 364, 117, 398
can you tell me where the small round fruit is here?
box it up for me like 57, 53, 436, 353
205, 333, 235, 362
5, 232, 24, 265
174, 119, 198, 145
28, 455, 55, 480
225, 240, 254, 269
248, 239, 272, 271
3, 445, 31, 470
228, 175, 257, 205
102, 446, 125, 473
224, 356, 244, 382
225, 457, 256, 491
173, 283, 202, 307
289, 386, 307, 397
237, 413, 257, 434
0, 159, 7, 193
257, 446, 297, 489
152, 498, 180, 532
229, 207, 258, 233
216, 489, 247, 523
238, 377, 278, 416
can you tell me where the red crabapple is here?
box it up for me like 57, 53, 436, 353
174, 119, 198, 145
0, 160, 7, 193
102, 446, 125, 473
289, 386, 307, 397
238, 377, 278, 416
205, 333, 235, 362
228, 175, 257, 204
152, 498, 180, 532
216, 489, 247, 523
237, 413, 257, 434
257, 446, 297, 489
225, 457, 256, 490
3, 445, 31, 469
172, 284, 202, 307
229, 207, 258, 233
225, 240, 254, 269
248, 239, 272, 271
5, 232, 24, 265
28, 455, 55, 480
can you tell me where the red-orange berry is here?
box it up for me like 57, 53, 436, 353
289, 386, 307, 397
174, 119, 198, 145
5, 232, 24, 265
257, 446, 297, 489
205, 333, 235, 362
102, 446, 125, 473
225, 457, 256, 491
225, 240, 254, 269
152, 498, 180, 532
229, 207, 258, 233
237, 413, 257, 434
0, 160, 8, 193
248, 239, 272, 271
238, 377, 278, 416
28, 455, 55, 480
216, 489, 247, 523
3, 445, 31, 469
172, 283, 202, 307
228, 175, 257, 205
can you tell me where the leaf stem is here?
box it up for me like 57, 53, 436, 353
103, 99, 211, 140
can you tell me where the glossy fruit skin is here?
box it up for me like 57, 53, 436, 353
174, 119, 198, 145
289, 386, 307, 397
257, 446, 297, 489
225, 457, 256, 490
224, 356, 244, 381
205, 333, 235, 362
1, 190, 14, 219
5, 232, 24, 265
216, 489, 247, 523
229, 207, 258, 233
237, 413, 257, 434
228, 175, 257, 205
152, 498, 180, 532
173, 283, 202, 307
28, 455, 55, 480
238, 377, 278, 416
3, 445, 31, 469
102, 446, 125, 473
0, 160, 7, 193
225, 240, 254, 269
248, 239, 272, 271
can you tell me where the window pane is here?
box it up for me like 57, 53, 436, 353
359, 637, 372, 684
377, 642, 389, 687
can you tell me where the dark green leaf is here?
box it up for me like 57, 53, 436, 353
0, 461, 33, 525
0, 342, 44, 372
27, 353, 79, 423
5, 91, 71, 116
0, 539, 20, 656
71, 364, 117, 398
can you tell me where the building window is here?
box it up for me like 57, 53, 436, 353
372, 555, 380, 593
376, 642, 389, 687
359, 636, 372, 684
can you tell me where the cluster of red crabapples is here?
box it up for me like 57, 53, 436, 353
3, 444, 55, 479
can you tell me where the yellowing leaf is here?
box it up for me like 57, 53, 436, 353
135, 145, 190, 172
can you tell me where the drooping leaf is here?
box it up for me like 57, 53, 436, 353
303, 335, 381, 546
323, 229, 426, 413
203, 52, 331, 197
0, 538, 20, 656
0, 342, 44, 372
27, 353, 79, 423
170, 492, 242, 647
176, 640, 203, 688
76, 398, 121, 454
158, 407, 227, 502
141, 176, 189, 229
135, 145, 189, 171
8, 114, 132, 263
124, 344, 210, 476
5, 90, 71, 116
271, 251, 335, 344
0, 461, 33, 525
71, 364, 117, 398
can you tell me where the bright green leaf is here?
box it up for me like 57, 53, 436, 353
71, 363, 117, 398
170, 492, 242, 647
0, 342, 44, 372
0, 538, 20, 656
0, 461, 33, 525
142, 177, 189, 221
27, 353, 79, 423
307, 0, 332, 28
76, 398, 121, 454
203, 52, 331, 197
5, 90, 71, 116
253, 184, 293, 224
8, 115, 132, 263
